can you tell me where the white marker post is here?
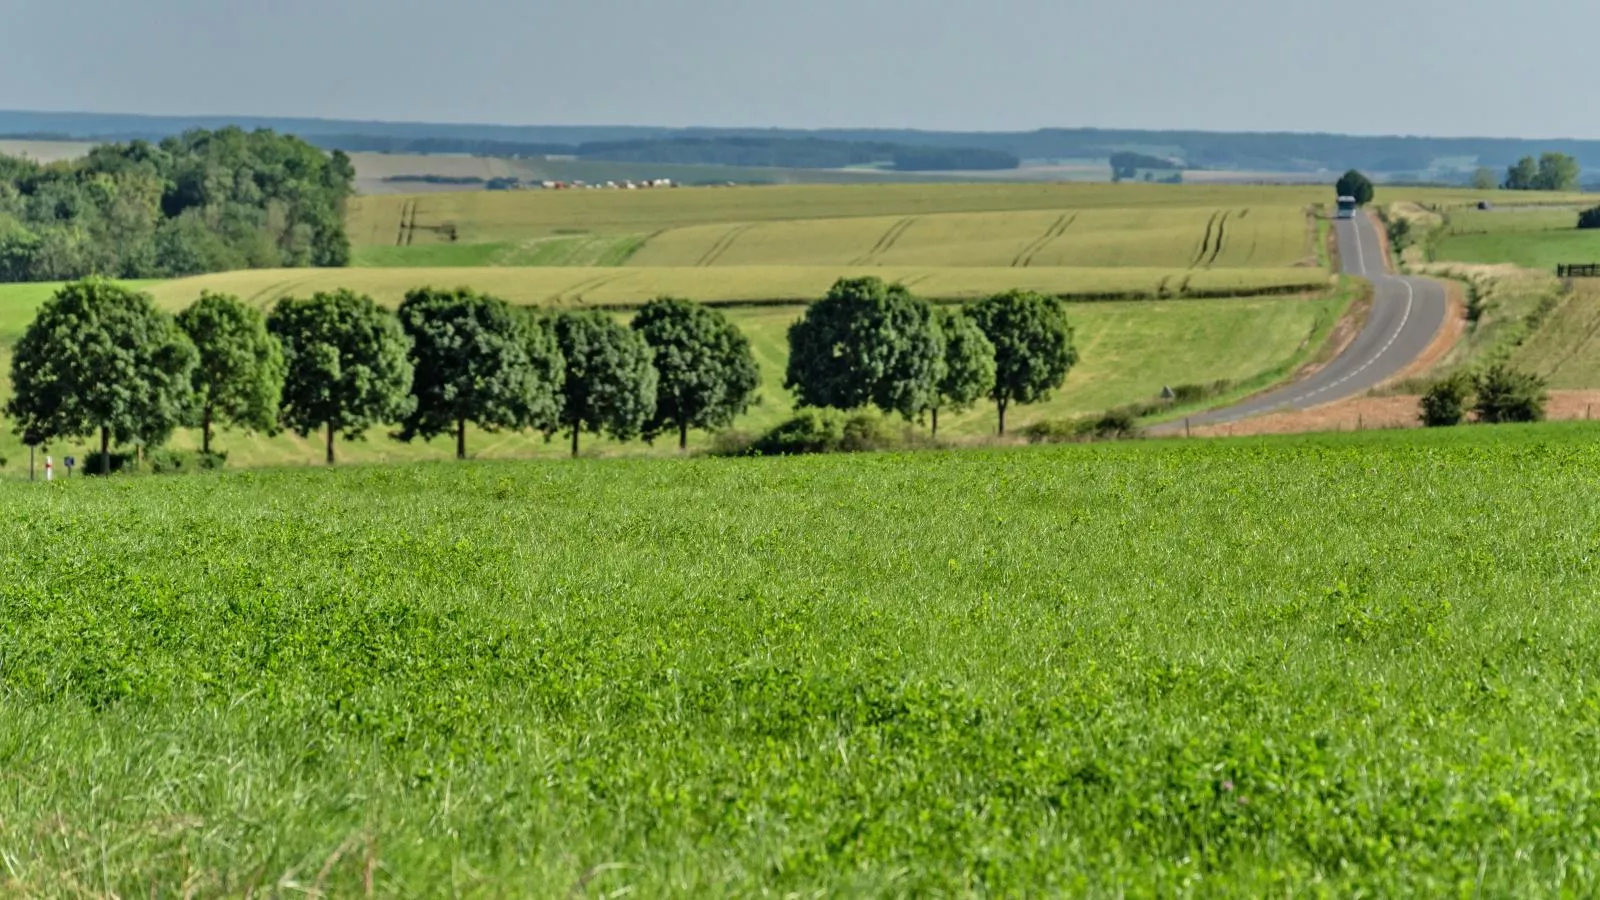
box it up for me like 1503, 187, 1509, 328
44, 455, 53, 482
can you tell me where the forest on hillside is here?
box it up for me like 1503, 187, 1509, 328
0, 127, 354, 282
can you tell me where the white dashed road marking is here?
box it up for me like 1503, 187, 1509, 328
1289, 279, 1414, 404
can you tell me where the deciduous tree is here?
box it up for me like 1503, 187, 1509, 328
631, 297, 760, 449
968, 290, 1077, 436
1336, 170, 1376, 205
1505, 156, 1540, 190
552, 310, 657, 456
6, 278, 197, 474
785, 276, 943, 419
177, 291, 285, 455
267, 290, 414, 465
395, 288, 563, 459
1535, 152, 1580, 192
929, 309, 995, 437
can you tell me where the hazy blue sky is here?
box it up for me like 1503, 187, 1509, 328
2, 0, 1592, 137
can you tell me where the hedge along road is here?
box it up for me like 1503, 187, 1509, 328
1165, 212, 1449, 429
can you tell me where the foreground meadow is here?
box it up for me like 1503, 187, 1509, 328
3, 424, 1600, 894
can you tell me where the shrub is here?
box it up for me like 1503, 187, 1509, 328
1577, 206, 1600, 230
1419, 376, 1472, 427
1091, 409, 1142, 440
1020, 409, 1142, 444
1473, 365, 1547, 424
1019, 419, 1081, 444
746, 408, 904, 456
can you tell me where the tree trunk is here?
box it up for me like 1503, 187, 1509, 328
326, 422, 336, 465
457, 418, 467, 460
570, 427, 580, 458
679, 421, 688, 451
931, 407, 939, 438
100, 425, 110, 476
202, 405, 212, 456
997, 401, 1007, 437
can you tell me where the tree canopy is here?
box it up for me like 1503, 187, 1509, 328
267, 290, 415, 464
395, 288, 564, 459
929, 309, 996, 436
631, 297, 760, 449
5, 279, 197, 471
968, 290, 1078, 436
1336, 170, 1375, 205
0, 127, 354, 283
176, 292, 285, 455
552, 310, 658, 456
785, 276, 944, 420
1504, 153, 1579, 191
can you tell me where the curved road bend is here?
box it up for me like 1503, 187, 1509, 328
1165, 212, 1449, 429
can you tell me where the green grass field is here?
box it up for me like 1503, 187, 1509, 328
4, 423, 1600, 893
1433, 206, 1600, 271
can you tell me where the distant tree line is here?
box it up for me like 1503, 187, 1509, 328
1110, 152, 1182, 181
301, 134, 1020, 172
5, 276, 1078, 470
18, 110, 1600, 176
0, 127, 354, 283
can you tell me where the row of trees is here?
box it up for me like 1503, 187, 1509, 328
5, 276, 1078, 469
0, 128, 354, 283
785, 277, 1077, 436
5, 281, 763, 469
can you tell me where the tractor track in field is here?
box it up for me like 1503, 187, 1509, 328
1191, 212, 1221, 268
396, 200, 420, 247
550, 273, 623, 306
697, 223, 756, 267
1205, 212, 1231, 267
854, 217, 918, 265
1012, 213, 1077, 268
1545, 298, 1600, 380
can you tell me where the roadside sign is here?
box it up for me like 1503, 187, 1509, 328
64, 456, 76, 477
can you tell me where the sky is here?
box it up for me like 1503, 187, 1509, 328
0, 0, 1593, 138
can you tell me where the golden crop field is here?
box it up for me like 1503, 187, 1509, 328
346, 182, 1519, 249
626, 205, 1314, 269
145, 265, 1332, 310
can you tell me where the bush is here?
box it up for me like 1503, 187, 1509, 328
746, 408, 904, 456
1419, 376, 1472, 427
1473, 365, 1547, 424
1091, 409, 1141, 440
1020, 409, 1143, 444
1578, 206, 1600, 230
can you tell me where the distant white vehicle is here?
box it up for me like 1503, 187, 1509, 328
1336, 196, 1358, 219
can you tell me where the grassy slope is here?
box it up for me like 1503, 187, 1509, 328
1509, 279, 1600, 387
3, 424, 1600, 894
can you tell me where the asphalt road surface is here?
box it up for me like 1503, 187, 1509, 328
1168, 212, 1449, 429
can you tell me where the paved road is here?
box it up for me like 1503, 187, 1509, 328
1166, 212, 1449, 429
